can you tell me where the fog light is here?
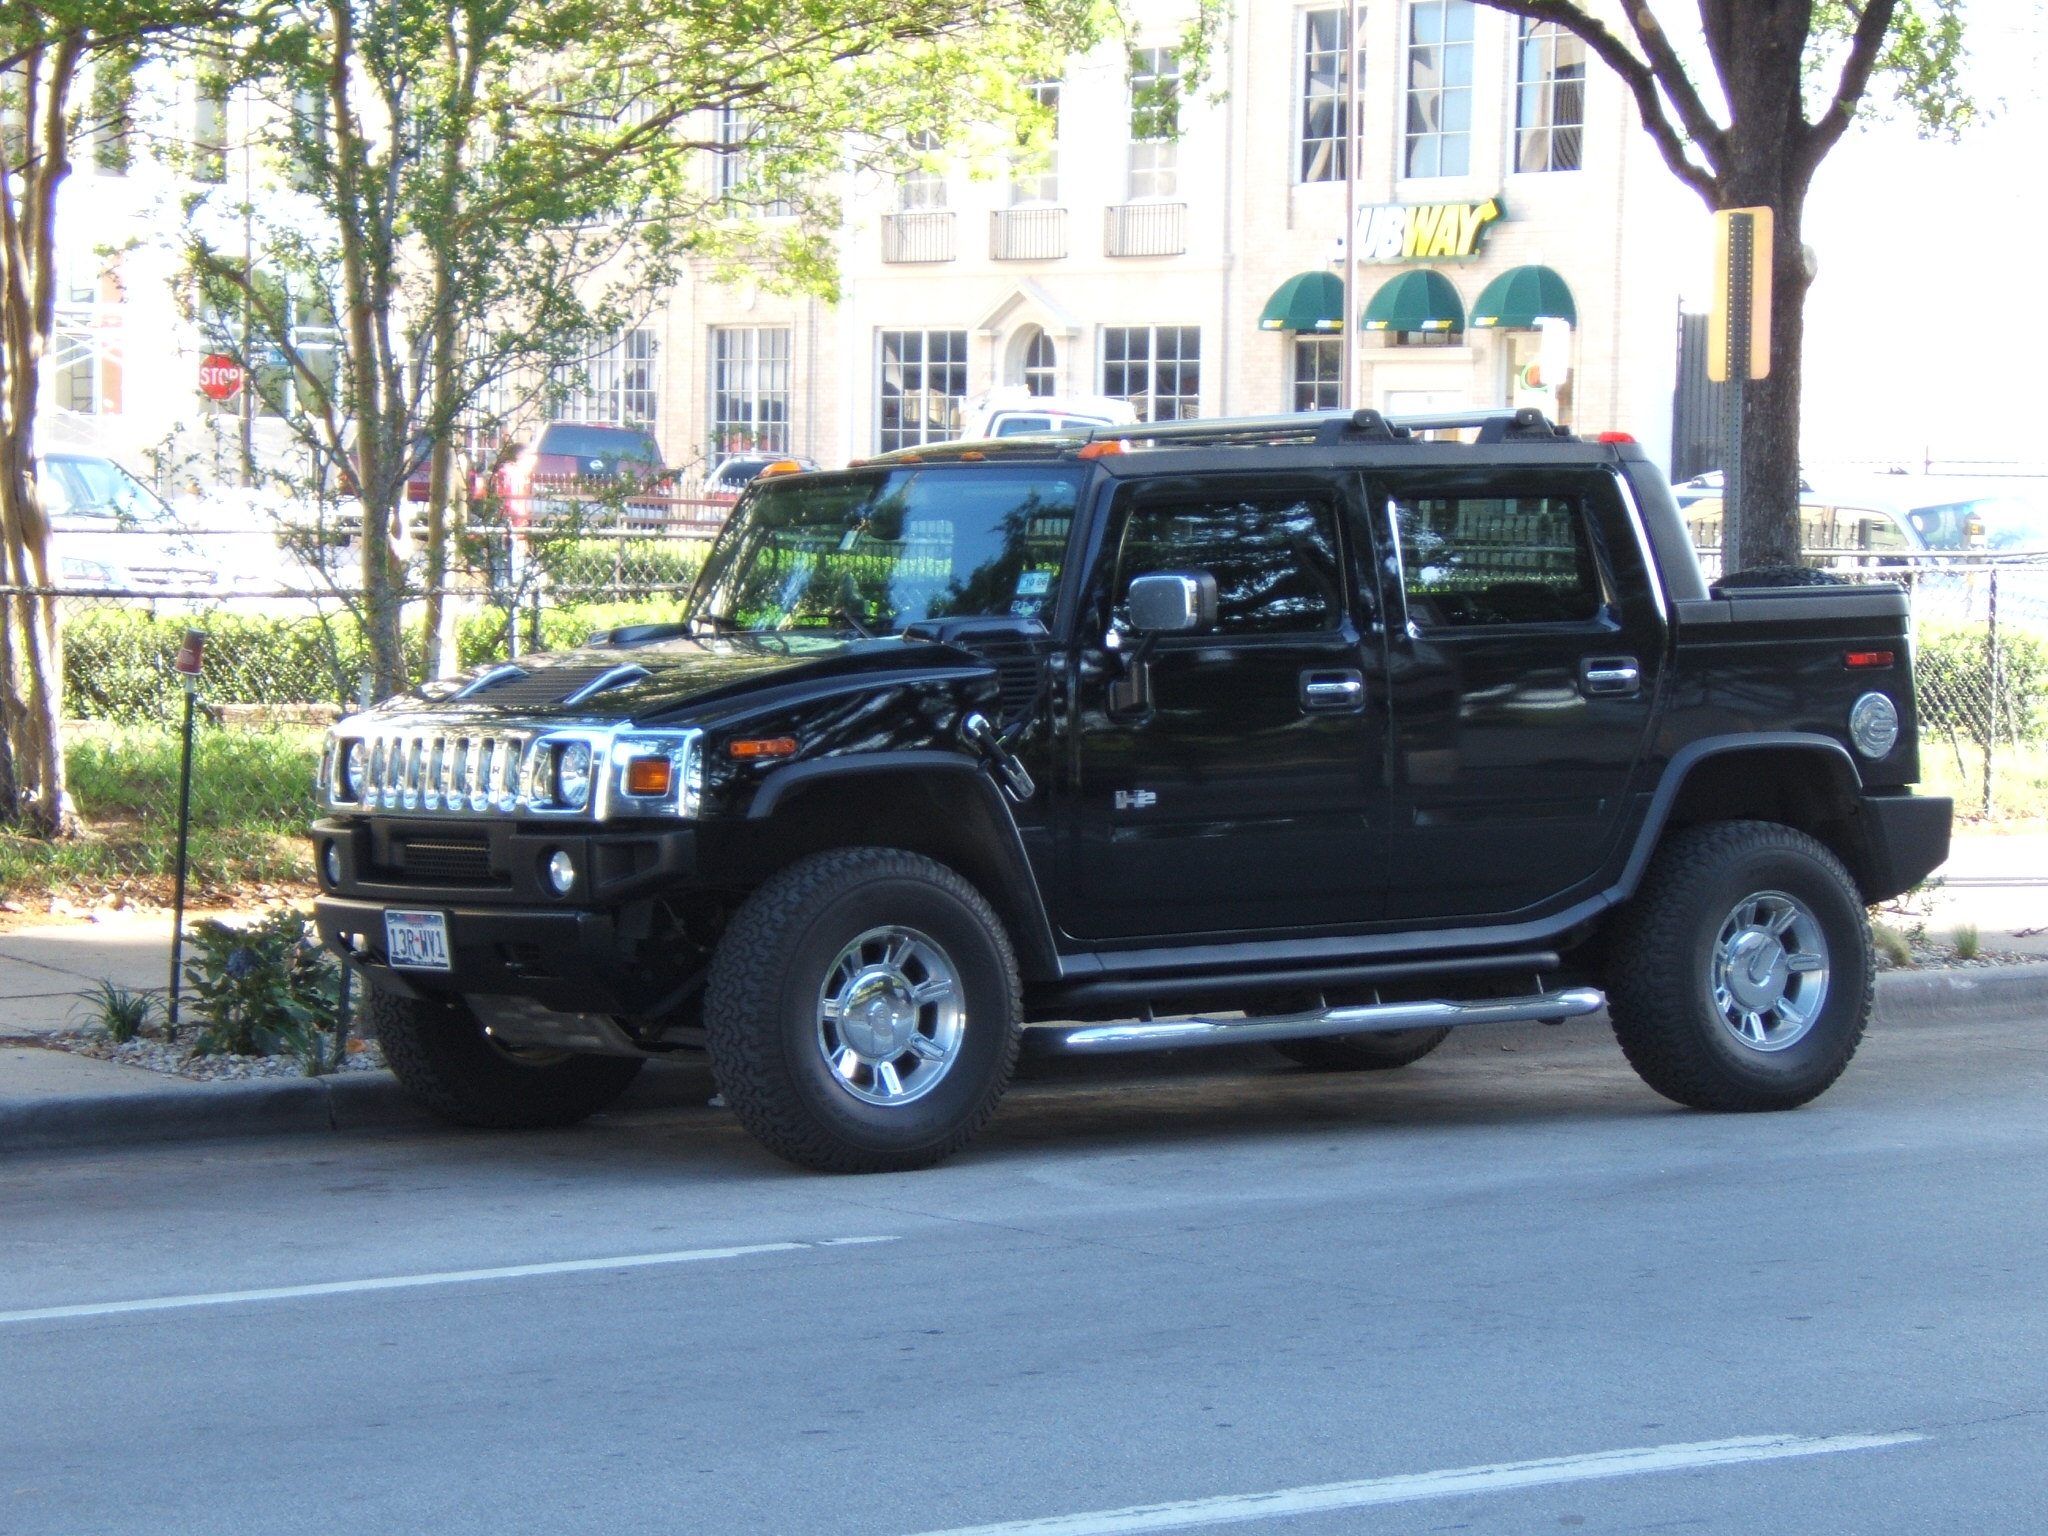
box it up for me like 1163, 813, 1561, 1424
1849, 691, 1900, 759
322, 841, 343, 887
546, 849, 576, 894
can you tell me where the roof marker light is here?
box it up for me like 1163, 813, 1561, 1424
1596, 431, 1636, 443
759, 460, 804, 477
1077, 440, 1129, 460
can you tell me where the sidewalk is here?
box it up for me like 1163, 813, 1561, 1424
2, 832, 2044, 1152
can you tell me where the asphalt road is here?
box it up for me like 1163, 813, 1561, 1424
3, 1007, 2045, 1535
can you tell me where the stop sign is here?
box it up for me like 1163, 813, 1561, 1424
198, 354, 245, 402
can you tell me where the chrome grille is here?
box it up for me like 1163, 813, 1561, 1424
346, 726, 537, 814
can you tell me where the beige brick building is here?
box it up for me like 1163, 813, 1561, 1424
653, 0, 1698, 477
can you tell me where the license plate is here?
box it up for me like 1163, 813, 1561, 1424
384, 910, 452, 971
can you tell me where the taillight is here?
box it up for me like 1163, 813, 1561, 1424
1845, 650, 1896, 670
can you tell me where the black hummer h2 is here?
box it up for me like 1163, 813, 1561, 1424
312, 408, 1952, 1173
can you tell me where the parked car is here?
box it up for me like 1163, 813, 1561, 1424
1684, 490, 1929, 569
704, 453, 820, 500
954, 388, 1139, 440
41, 453, 223, 594
312, 405, 1948, 1174
490, 423, 673, 527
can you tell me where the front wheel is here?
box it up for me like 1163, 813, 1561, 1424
704, 848, 1021, 1174
1605, 821, 1872, 1112
370, 988, 644, 1128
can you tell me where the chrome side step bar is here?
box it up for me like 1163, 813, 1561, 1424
1030, 986, 1606, 1055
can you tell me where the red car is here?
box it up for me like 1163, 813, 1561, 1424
488, 423, 673, 528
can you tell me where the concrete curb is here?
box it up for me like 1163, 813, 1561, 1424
6, 965, 2046, 1157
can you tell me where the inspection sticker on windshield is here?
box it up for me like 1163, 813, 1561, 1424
385, 910, 452, 971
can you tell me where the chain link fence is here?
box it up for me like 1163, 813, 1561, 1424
9, 524, 2048, 904
2, 509, 725, 902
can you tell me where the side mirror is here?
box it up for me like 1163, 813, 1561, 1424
1126, 570, 1219, 634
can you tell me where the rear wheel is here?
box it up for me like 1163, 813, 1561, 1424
1272, 1028, 1452, 1072
370, 988, 644, 1129
704, 847, 1021, 1174
1605, 820, 1872, 1111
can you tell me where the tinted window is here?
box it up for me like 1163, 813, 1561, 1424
693, 466, 1081, 633
1115, 488, 1344, 634
536, 425, 663, 461
1392, 491, 1604, 627
993, 416, 1053, 436
42, 457, 170, 523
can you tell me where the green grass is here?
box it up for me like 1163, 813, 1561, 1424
1917, 738, 2048, 826
0, 724, 319, 902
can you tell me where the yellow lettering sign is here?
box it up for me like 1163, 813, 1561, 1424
1360, 198, 1505, 263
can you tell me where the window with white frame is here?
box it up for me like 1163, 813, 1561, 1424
1292, 336, 1341, 412
877, 330, 968, 451
715, 106, 795, 214
552, 328, 659, 428
1127, 48, 1180, 199
1010, 79, 1061, 204
1022, 329, 1057, 396
1404, 0, 1474, 178
1298, 9, 1361, 183
52, 260, 122, 415
897, 130, 947, 210
1102, 326, 1199, 422
710, 327, 791, 454
1515, 18, 1585, 172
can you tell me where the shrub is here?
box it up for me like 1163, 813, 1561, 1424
181, 909, 345, 1071
75, 980, 161, 1042
1915, 620, 2048, 749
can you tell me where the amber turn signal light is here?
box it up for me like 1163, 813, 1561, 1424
728, 737, 799, 760
758, 460, 804, 477
624, 756, 674, 796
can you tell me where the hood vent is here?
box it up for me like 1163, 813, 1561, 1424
564, 664, 654, 705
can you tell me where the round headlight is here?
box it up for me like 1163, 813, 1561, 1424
554, 742, 592, 810
340, 739, 366, 800
1849, 691, 1900, 759
546, 849, 576, 894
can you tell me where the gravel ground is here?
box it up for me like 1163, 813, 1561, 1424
41, 1029, 386, 1082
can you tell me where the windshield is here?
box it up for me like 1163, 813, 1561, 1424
43, 457, 171, 523
690, 465, 1083, 635
1907, 496, 2048, 551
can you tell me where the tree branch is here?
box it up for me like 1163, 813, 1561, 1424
1799, 0, 1899, 181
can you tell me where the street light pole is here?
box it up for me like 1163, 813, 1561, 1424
1341, 0, 1361, 410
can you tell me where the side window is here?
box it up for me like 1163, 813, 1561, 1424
1115, 488, 1345, 635
1390, 488, 1606, 628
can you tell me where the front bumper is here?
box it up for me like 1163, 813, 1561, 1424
314, 897, 690, 1016
310, 817, 695, 907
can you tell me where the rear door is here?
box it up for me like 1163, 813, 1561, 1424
1373, 465, 1664, 920
1058, 471, 1387, 940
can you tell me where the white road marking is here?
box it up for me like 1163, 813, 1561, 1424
0, 1235, 898, 1325
905, 1432, 1925, 1536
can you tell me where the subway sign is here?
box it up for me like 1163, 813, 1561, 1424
1356, 197, 1503, 262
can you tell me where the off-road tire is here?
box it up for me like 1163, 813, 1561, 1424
1605, 820, 1872, 1112
370, 988, 644, 1129
1273, 1027, 1453, 1071
704, 847, 1022, 1174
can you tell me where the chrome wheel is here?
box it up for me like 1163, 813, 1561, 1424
815, 925, 965, 1106
1709, 890, 1830, 1053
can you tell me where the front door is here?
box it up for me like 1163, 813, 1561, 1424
1059, 471, 1387, 940
1374, 465, 1663, 920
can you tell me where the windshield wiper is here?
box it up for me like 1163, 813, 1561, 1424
831, 607, 875, 639
688, 612, 743, 634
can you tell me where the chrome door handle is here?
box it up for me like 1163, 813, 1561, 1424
1581, 656, 1641, 696
1300, 670, 1366, 711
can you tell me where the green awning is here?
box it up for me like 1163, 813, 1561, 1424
1361, 269, 1465, 333
1469, 264, 1577, 329
1257, 270, 1346, 333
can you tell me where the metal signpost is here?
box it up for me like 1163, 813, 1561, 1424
1708, 207, 1773, 574
164, 629, 206, 1037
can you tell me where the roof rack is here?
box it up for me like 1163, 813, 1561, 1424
1081, 406, 1574, 450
